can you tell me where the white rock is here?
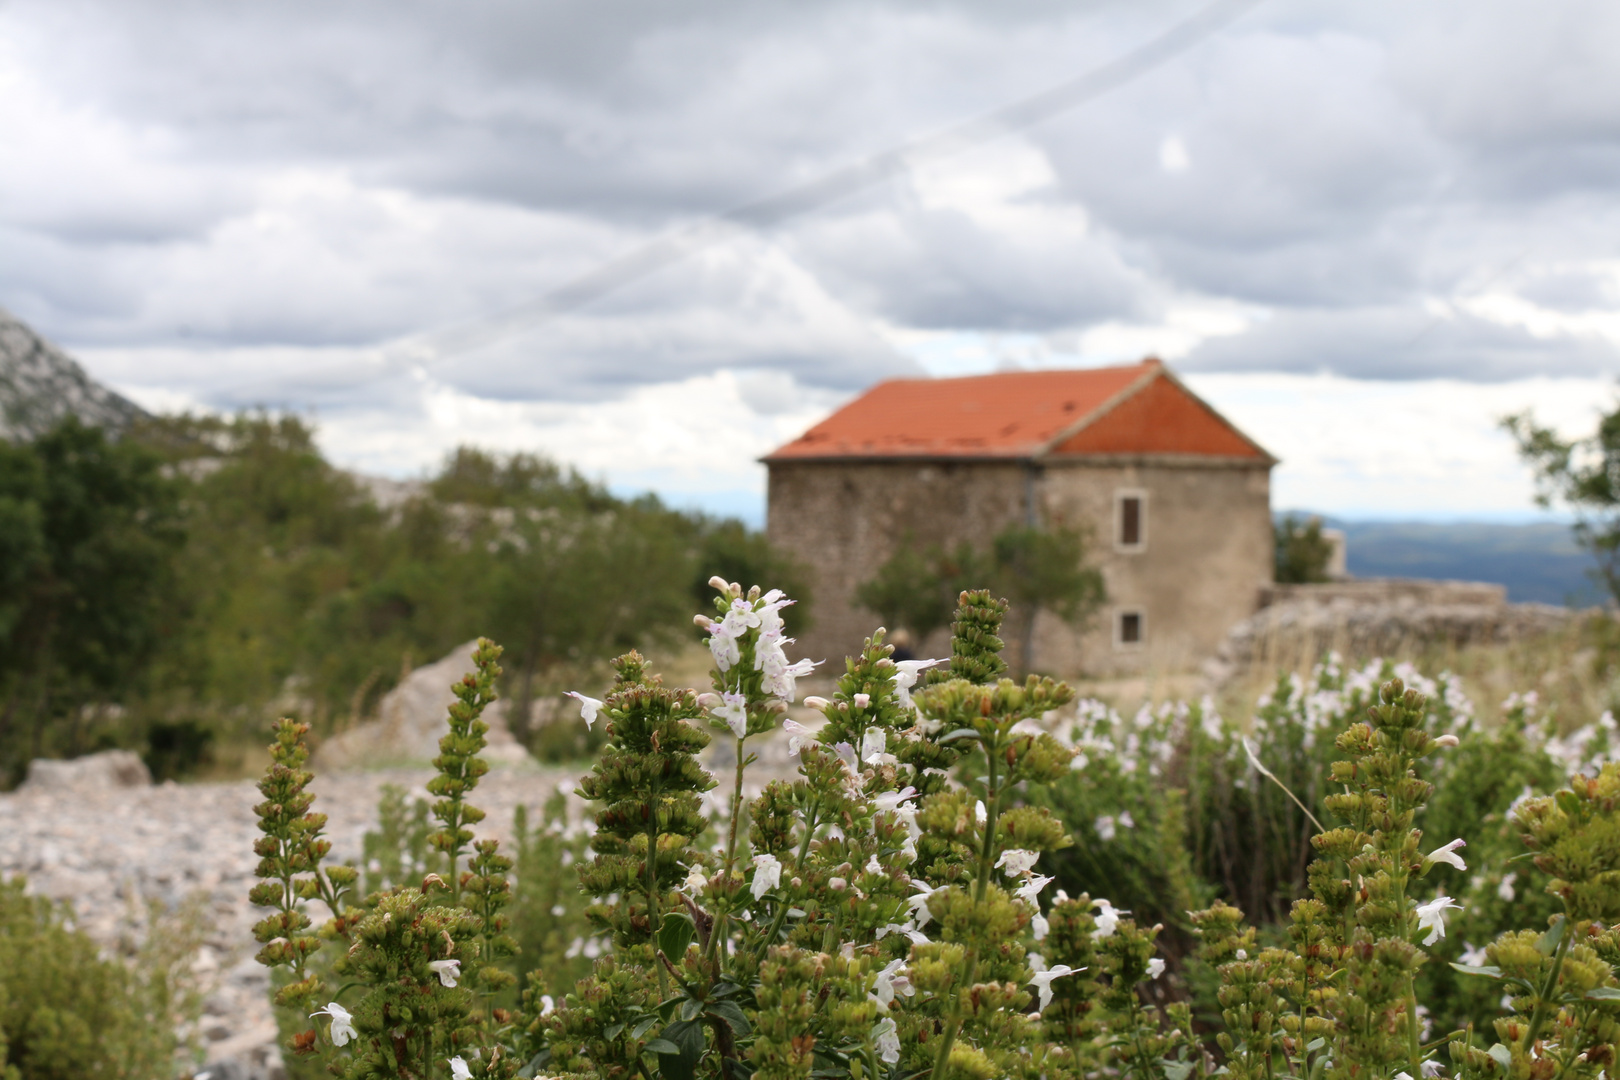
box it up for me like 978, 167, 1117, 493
20, 748, 151, 793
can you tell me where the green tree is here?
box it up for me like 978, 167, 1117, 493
0, 418, 184, 782
1274, 513, 1334, 584
1505, 404, 1620, 603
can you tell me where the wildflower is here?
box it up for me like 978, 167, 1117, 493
975, 800, 987, 826
751, 853, 782, 900
450, 1057, 473, 1080
310, 1002, 356, 1046
996, 849, 1040, 878
781, 718, 813, 756
1092, 898, 1128, 939
865, 854, 883, 875
758, 636, 817, 700
540, 994, 555, 1016
893, 658, 945, 710
1028, 964, 1077, 1009
715, 692, 748, 738
565, 692, 603, 730
1415, 895, 1462, 946
871, 958, 914, 1007
1119, 810, 1135, 829
907, 880, 936, 927
682, 864, 708, 894
833, 742, 860, 774
873, 1017, 901, 1064
1424, 838, 1467, 872
1497, 872, 1517, 901
1434, 733, 1460, 748
802, 696, 830, 710
1459, 942, 1489, 966
1031, 913, 1049, 941
1095, 814, 1117, 841
1147, 957, 1165, 979
861, 728, 894, 765
1014, 875, 1053, 905
1421, 1062, 1445, 1078
427, 959, 460, 987
854, 692, 871, 708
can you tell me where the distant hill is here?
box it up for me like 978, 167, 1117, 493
0, 307, 147, 441
1285, 515, 1604, 607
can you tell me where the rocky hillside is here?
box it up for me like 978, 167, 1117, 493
0, 306, 148, 440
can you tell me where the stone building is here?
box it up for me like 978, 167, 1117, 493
763, 359, 1276, 676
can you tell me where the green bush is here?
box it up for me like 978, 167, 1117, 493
0, 878, 200, 1080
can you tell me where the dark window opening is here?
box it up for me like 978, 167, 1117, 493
1120, 612, 1142, 644
1120, 496, 1141, 546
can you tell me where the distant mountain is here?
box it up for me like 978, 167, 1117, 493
1282, 513, 1604, 607
0, 307, 148, 441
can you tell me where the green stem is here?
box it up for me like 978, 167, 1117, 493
722, 735, 748, 874
934, 746, 1001, 1078
1523, 914, 1573, 1054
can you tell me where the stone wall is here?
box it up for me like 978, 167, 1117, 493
767, 454, 1273, 677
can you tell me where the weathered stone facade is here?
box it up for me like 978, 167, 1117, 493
764, 361, 1276, 677
768, 454, 1272, 676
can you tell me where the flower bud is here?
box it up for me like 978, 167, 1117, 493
694, 614, 714, 629
696, 692, 721, 708
1434, 734, 1460, 748
829, 877, 847, 891
803, 696, 831, 709
708, 575, 731, 593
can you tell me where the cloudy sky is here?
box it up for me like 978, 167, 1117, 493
2, 0, 1616, 524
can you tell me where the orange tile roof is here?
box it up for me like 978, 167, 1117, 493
764, 359, 1273, 463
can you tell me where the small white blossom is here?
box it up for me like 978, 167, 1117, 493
751, 853, 782, 900
1421, 1061, 1445, 1078
871, 959, 914, 1008
907, 880, 936, 927
1119, 810, 1135, 829
1459, 942, 1489, 967
715, 692, 748, 738
873, 1017, 901, 1064
450, 1056, 473, 1080
565, 692, 604, 729
1095, 814, 1117, 841
1015, 875, 1053, 905
893, 658, 945, 710
540, 994, 555, 1016
682, 864, 708, 894
996, 849, 1041, 878
1416, 895, 1463, 946
861, 728, 894, 765
1425, 838, 1467, 872
311, 1002, 356, 1046
1498, 872, 1517, 902
428, 959, 460, 987
1031, 913, 1049, 941
865, 854, 883, 875
782, 718, 813, 756
1147, 957, 1165, 979
1395, 1073, 1414, 1080
1028, 964, 1077, 1009
975, 800, 987, 826
1092, 898, 1128, 939
854, 693, 871, 708
802, 696, 831, 710
1235, 948, 1248, 960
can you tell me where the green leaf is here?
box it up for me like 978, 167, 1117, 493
1488, 1044, 1513, 1068
680, 997, 704, 1022
939, 728, 980, 744
1537, 915, 1567, 956
659, 911, 696, 963
631, 1016, 659, 1040
644, 1038, 680, 1055
1586, 987, 1620, 1000
604, 1022, 625, 1041
654, 1019, 708, 1080
1451, 963, 1504, 978
709, 999, 752, 1035
1305, 1038, 1325, 1052
1162, 1061, 1194, 1080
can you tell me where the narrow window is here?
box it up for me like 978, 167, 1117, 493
1119, 611, 1143, 645
1120, 497, 1141, 546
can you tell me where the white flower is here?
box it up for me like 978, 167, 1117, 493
759, 635, 817, 700
707, 625, 741, 671
861, 728, 893, 765
1458, 942, 1489, 967
715, 692, 748, 738
781, 718, 813, 756
873, 1017, 900, 1064
1395, 1073, 1414, 1080
1119, 811, 1135, 829
450, 1056, 473, 1080
1235, 948, 1248, 960
996, 849, 1041, 878
540, 994, 555, 1017
682, 864, 708, 894
720, 596, 763, 638
854, 693, 871, 708
1095, 814, 1117, 841
907, 880, 936, 927
802, 696, 831, 710
1031, 913, 1049, 941
975, 800, 987, 826
1415, 895, 1463, 946
1028, 964, 1077, 1009
311, 1001, 356, 1046
565, 692, 604, 729
1014, 875, 1053, 905
1498, 872, 1517, 902
1147, 957, 1165, 979
865, 854, 883, 875
1421, 1061, 1445, 1078
1092, 898, 1128, 939
871, 959, 914, 1008
893, 658, 945, 710
1434, 733, 1460, 748
751, 853, 782, 900
428, 959, 461, 987
1425, 838, 1467, 872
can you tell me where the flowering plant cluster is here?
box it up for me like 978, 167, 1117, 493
249, 585, 1620, 1080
